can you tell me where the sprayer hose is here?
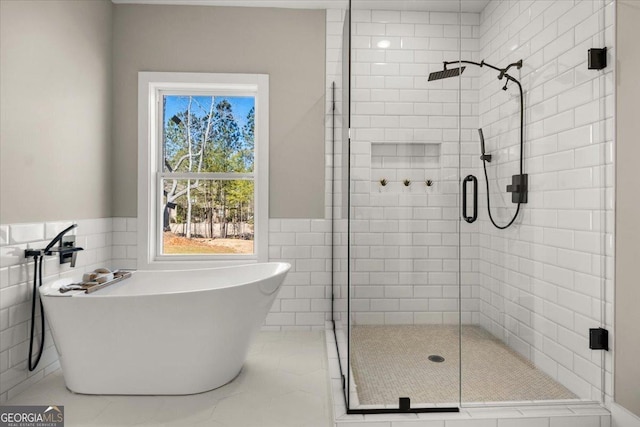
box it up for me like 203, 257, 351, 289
482, 75, 525, 230
28, 256, 45, 371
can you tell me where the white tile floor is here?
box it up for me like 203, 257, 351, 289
4, 331, 333, 427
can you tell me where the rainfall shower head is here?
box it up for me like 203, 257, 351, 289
428, 66, 466, 81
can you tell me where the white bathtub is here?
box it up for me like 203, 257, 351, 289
39, 262, 290, 395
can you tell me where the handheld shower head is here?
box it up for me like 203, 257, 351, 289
478, 128, 492, 162
478, 128, 486, 155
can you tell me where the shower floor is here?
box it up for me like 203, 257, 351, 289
350, 325, 576, 406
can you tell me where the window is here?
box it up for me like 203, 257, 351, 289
138, 72, 269, 268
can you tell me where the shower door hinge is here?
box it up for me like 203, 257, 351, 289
589, 328, 609, 351
588, 47, 607, 70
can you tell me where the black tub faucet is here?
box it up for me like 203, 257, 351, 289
25, 224, 84, 267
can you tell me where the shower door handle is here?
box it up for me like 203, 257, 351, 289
462, 175, 478, 223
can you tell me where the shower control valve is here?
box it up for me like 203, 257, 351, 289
506, 174, 528, 204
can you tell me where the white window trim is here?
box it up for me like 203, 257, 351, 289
138, 72, 269, 270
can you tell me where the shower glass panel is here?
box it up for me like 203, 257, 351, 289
336, 0, 611, 414
331, 3, 350, 412
347, 0, 463, 411
460, 0, 612, 406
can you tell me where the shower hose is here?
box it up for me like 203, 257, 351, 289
482, 76, 525, 230
28, 254, 46, 371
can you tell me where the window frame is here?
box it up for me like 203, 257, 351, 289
138, 72, 269, 269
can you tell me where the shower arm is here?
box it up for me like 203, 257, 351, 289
442, 58, 524, 174
442, 60, 522, 83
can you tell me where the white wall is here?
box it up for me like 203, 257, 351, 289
111, 4, 326, 219
0, 0, 113, 224
346, 9, 481, 325
476, 0, 615, 401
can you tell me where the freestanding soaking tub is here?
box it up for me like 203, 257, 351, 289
39, 262, 290, 395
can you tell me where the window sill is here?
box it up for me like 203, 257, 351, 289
137, 256, 261, 271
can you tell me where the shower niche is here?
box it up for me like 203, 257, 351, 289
370, 142, 440, 193
332, 0, 613, 416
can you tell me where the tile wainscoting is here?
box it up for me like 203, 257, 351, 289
0, 218, 113, 402
108, 217, 333, 330
0, 216, 332, 402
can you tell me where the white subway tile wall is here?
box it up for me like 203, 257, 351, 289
476, 0, 614, 402
0, 218, 113, 403
111, 217, 138, 270
327, 0, 614, 404
265, 218, 332, 331
344, 7, 481, 325
108, 217, 333, 331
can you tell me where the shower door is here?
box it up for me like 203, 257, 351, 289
458, 0, 612, 407
345, 0, 464, 412
340, 0, 610, 414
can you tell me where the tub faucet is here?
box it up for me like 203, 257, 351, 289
45, 244, 83, 267
24, 224, 84, 372
25, 224, 83, 267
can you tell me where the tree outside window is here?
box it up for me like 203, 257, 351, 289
161, 95, 256, 255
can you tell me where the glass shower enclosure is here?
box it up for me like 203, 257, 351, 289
331, 0, 613, 414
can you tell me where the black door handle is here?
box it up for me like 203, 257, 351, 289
462, 175, 478, 223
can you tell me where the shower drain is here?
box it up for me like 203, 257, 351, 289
428, 355, 445, 363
